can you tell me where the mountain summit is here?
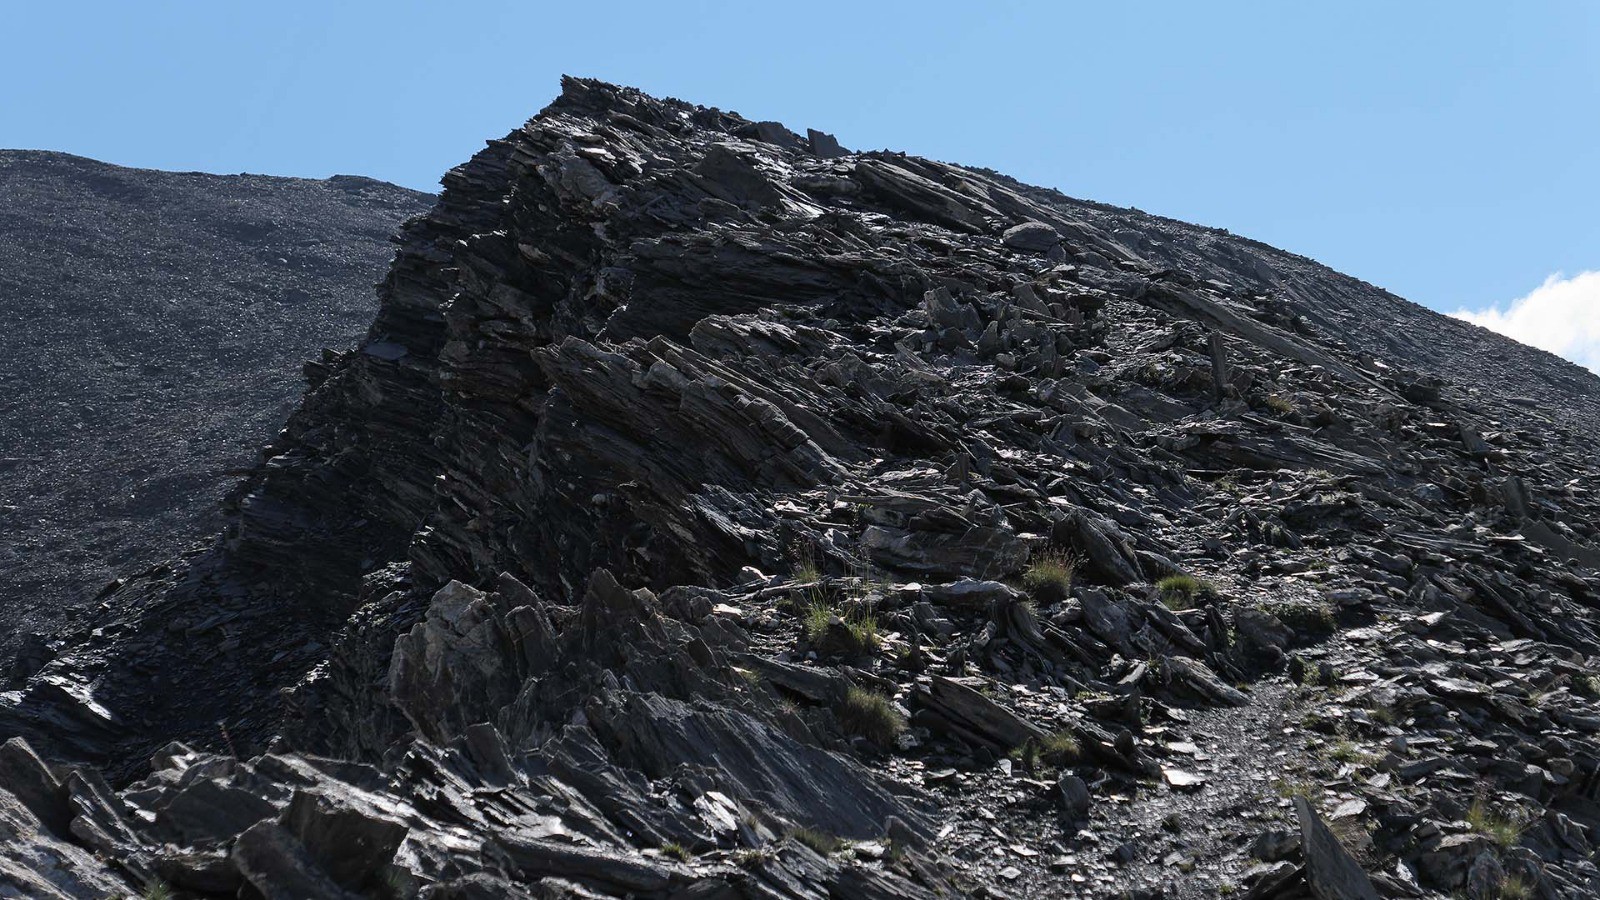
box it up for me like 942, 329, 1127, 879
3, 79, 1598, 899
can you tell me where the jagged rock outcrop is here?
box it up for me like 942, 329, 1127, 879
4, 78, 1600, 898
0, 151, 431, 666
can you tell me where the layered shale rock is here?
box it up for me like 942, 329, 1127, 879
4, 79, 1600, 898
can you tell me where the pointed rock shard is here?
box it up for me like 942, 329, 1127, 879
1057, 774, 1092, 817
1500, 474, 1532, 519
578, 567, 670, 655
0, 738, 69, 838
1163, 655, 1250, 708
1055, 510, 1141, 586
1293, 796, 1379, 900
807, 128, 848, 159
1209, 331, 1230, 402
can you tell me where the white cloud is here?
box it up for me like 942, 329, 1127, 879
1451, 271, 1600, 374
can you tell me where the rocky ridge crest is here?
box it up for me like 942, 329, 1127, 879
4, 78, 1600, 898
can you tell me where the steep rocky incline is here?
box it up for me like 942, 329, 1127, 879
4, 79, 1600, 898
0, 150, 432, 668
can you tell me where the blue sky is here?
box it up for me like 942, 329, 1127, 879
4, 2, 1597, 363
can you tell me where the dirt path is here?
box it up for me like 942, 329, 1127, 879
922, 676, 1321, 898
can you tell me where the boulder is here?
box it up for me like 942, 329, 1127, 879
281, 787, 408, 892
0, 787, 132, 899
1002, 221, 1062, 253
0, 738, 70, 837
231, 820, 355, 900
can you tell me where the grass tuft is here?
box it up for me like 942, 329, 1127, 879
1011, 730, 1081, 771
1466, 797, 1527, 850
836, 687, 906, 748
1498, 874, 1533, 899
790, 826, 846, 855
1573, 675, 1600, 701
1022, 549, 1077, 604
802, 603, 834, 640
791, 539, 824, 586
1156, 574, 1210, 610
1257, 600, 1336, 636
792, 553, 882, 659
803, 603, 881, 657
1366, 705, 1396, 726
1271, 777, 1316, 801
1039, 731, 1081, 765
1325, 739, 1373, 765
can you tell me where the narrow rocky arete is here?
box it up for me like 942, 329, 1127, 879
3, 79, 1599, 898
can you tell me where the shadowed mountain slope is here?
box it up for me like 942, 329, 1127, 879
0, 151, 431, 662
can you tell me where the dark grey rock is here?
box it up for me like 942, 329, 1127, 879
0, 738, 69, 837
1294, 796, 1379, 900
1057, 773, 1091, 818
1001, 221, 1062, 252
231, 820, 355, 900
280, 787, 408, 892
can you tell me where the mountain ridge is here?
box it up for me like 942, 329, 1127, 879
2, 78, 1598, 899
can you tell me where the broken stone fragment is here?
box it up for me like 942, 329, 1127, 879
1249, 828, 1301, 862
280, 787, 408, 892
1235, 607, 1293, 654
918, 578, 1020, 610
1294, 796, 1379, 900
1464, 850, 1505, 900
1057, 773, 1091, 818
0, 738, 70, 838
806, 128, 848, 159
1002, 221, 1062, 253
859, 524, 1026, 580
495, 832, 677, 893
1162, 655, 1249, 707
154, 776, 279, 846
911, 675, 1047, 753
1161, 766, 1206, 791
